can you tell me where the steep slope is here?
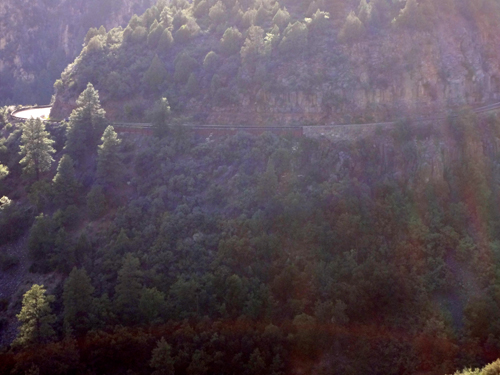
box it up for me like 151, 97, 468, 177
51, 0, 500, 124
0, 0, 156, 106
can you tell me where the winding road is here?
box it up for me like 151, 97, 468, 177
10, 101, 500, 136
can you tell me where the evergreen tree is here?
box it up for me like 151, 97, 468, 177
158, 29, 174, 52
65, 83, 107, 161
185, 73, 200, 96
0, 164, 8, 180
96, 125, 122, 188
258, 160, 278, 200
272, 8, 290, 30
19, 118, 55, 180
114, 254, 143, 323
148, 97, 171, 138
220, 27, 243, 56
203, 51, 219, 73
63, 267, 95, 336
143, 54, 168, 94
150, 337, 175, 375
278, 21, 308, 54
86, 185, 107, 219
14, 284, 56, 347
338, 11, 366, 44
52, 154, 78, 207
139, 287, 166, 324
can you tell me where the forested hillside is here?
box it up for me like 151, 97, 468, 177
0, 0, 155, 106
3, 81, 500, 373
51, 0, 500, 124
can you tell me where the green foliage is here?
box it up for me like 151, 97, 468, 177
392, 0, 427, 30
174, 53, 199, 83
65, 83, 107, 161
174, 24, 193, 44
143, 55, 168, 94
63, 267, 95, 336
185, 73, 200, 96
97, 125, 122, 188
203, 51, 220, 73
241, 26, 265, 65
52, 154, 78, 207
148, 97, 172, 138
272, 8, 290, 30
14, 284, 55, 347
150, 337, 175, 375
19, 118, 55, 180
139, 287, 166, 324
451, 359, 500, 374
114, 254, 143, 323
338, 11, 365, 44
220, 27, 243, 56
209, 1, 227, 24
0, 163, 8, 180
158, 29, 174, 51
86, 185, 107, 219
278, 21, 308, 54
147, 20, 164, 49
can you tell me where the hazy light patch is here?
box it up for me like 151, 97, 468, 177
14, 107, 52, 120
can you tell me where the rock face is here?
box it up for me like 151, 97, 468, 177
205, 20, 500, 125
0, 0, 155, 105
50, 2, 500, 125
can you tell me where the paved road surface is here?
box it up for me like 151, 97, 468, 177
12, 107, 51, 120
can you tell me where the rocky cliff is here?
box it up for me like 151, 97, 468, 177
206, 18, 500, 125
50, 0, 500, 125
0, 0, 155, 105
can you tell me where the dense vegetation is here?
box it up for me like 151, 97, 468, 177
52, 0, 500, 122
2, 82, 500, 373
0, 0, 154, 106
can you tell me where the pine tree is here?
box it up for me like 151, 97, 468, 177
65, 83, 107, 161
150, 337, 175, 375
14, 284, 56, 347
139, 287, 166, 324
86, 185, 107, 219
0, 164, 8, 180
63, 267, 95, 336
148, 97, 171, 138
52, 154, 78, 207
114, 254, 143, 323
143, 54, 168, 94
96, 125, 122, 187
19, 118, 55, 180
158, 29, 174, 51
338, 11, 366, 44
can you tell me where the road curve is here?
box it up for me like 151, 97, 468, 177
11, 106, 51, 121
10, 101, 500, 130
